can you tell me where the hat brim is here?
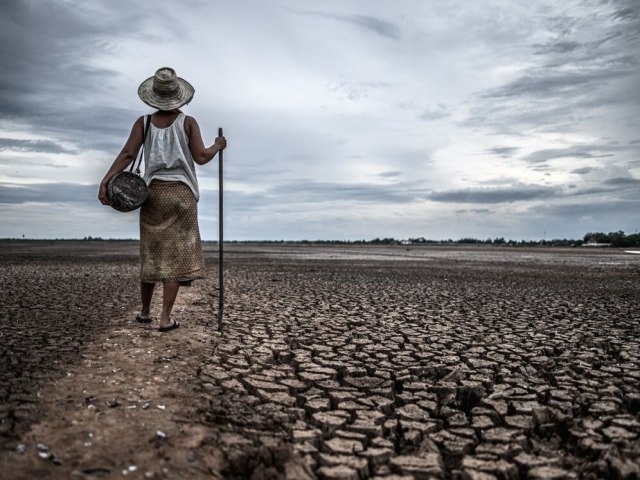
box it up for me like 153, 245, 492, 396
137, 76, 195, 110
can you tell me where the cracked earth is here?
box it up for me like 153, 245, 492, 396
1, 242, 639, 479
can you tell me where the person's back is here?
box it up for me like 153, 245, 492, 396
144, 111, 199, 200
98, 67, 226, 332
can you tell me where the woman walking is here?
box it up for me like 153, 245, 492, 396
99, 67, 226, 332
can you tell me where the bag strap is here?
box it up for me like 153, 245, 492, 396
129, 115, 151, 174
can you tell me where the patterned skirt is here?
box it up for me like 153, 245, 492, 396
140, 181, 206, 284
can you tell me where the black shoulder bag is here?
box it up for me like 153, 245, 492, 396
107, 115, 152, 212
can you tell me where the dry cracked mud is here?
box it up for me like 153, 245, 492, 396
1, 241, 639, 479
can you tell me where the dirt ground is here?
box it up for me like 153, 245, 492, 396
0, 241, 639, 479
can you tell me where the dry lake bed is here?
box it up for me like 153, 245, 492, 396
0, 241, 639, 479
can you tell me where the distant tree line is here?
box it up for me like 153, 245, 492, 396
224, 232, 640, 247
583, 231, 640, 247
405, 237, 579, 247
9, 231, 639, 247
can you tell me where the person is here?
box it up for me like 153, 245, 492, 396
98, 67, 226, 332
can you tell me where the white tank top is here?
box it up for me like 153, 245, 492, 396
143, 112, 199, 200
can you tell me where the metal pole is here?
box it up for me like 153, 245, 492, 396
217, 127, 224, 330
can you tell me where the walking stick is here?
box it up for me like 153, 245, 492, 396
217, 127, 224, 331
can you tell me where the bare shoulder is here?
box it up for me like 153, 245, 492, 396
184, 115, 200, 135
128, 116, 145, 138
184, 115, 199, 127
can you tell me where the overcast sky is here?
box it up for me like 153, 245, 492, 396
1, 0, 639, 240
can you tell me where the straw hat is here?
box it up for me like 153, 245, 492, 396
138, 67, 194, 110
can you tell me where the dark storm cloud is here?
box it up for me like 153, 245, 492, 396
465, 1, 640, 132
611, 0, 640, 20
0, 182, 97, 205
0, 1, 150, 151
0, 138, 75, 154
296, 11, 401, 39
429, 184, 557, 204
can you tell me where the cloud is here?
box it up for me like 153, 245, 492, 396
602, 177, 640, 186
533, 40, 582, 55
326, 80, 392, 101
483, 65, 634, 100
612, 0, 640, 21
1, 1, 639, 240
486, 147, 519, 158
463, 0, 640, 134
429, 184, 557, 204
297, 11, 401, 40
455, 208, 492, 214
0, 182, 97, 205
267, 180, 423, 204
571, 167, 593, 174
534, 199, 638, 218
523, 145, 616, 163
419, 104, 450, 121
0, 1, 153, 151
377, 171, 402, 178
0, 138, 75, 154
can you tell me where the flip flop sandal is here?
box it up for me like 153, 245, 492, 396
158, 320, 180, 332
136, 315, 153, 324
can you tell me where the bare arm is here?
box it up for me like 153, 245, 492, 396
98, 117, 145, 205
185, 116, 226, 165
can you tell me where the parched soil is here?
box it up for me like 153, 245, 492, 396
0, 242, 639, 479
